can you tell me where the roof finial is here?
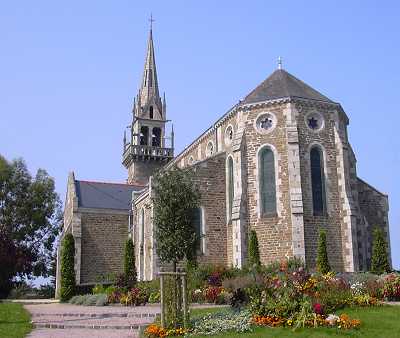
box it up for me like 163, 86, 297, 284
278, 56, 282, 70
149, 13, 155, 31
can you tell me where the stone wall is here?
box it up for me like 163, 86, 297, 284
80, 211, 129, 284
297, 102, 345, 271
357, 178, 391, 269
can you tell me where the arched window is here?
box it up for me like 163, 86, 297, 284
149, 106, 154, 119
152, 127, 161, 147
206, 141, 214, 157
259, 147, 276, 215
140, 208, 145, 246
140, 126, 149, 145
227, 157, 234, 222
193, 207, 205, 254
310, 146, 326, 215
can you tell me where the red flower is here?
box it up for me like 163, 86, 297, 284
313, 303, 323, 315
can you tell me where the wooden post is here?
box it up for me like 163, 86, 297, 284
182, 274, 188, 329
160, 270, 165, 328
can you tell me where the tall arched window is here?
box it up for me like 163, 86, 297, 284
259, 147, 276, 215
149, 106, 154, 119
310, 146, 326, 215
227, 157, 234, 222
193, 207, 205, 254
140, 208, 145, 246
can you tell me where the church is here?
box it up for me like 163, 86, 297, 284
56, 25, 391, 293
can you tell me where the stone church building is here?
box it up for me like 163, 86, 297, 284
56, 26, 391, 293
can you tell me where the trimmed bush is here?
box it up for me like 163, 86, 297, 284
124, 238, 137, 288
371, 227, 391, 274
248, 230, 261, 268
316, 229, 331, 274
60, 233, 76, 301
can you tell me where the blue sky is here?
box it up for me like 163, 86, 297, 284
1, 1, 399, 269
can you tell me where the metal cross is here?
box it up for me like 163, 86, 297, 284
149, 14, 155, 30
278, 56, 282, 70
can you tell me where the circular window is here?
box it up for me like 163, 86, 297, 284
206, 141, 214, 157
225, 125, 234, 145
188, 156, 194, 165
255, 112, 277, 134
305, 112, 324, 132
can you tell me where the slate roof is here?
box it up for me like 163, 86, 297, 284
74, 180, 145, 210
242, 69, 333, 104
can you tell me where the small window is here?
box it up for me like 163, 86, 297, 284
149, 68, 153, 87
225, 126, 234, 145
189, 156, 194, 165
149, 106, 154, 119
140, 208, 145, 245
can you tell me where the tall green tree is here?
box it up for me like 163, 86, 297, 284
316, 229, 331, 274
0, 155, 62, 296
153, 166, 200, 271
60, 233, 76, 301
371, 227, 391, 274
124, 238, 137, 287
248, 229, 261, 268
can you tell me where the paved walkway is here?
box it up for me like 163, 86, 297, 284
25, 302, 227, 337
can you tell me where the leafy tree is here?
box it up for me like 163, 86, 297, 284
248, 229, 261, 268
60, 233, 76, 301
0, 155, 62, 296
371, 227, 391, 274
124, 238, 137, 287
153, 166, 200, 271
316, 229, 331, 274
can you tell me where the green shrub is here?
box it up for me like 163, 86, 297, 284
248, 230, 261, 268
124, 239, 137, 287
316, 229, 331, 274
60, 233, 76, 301
83, 294, 99, 306
92, 284, 105, 294
371, 227, 391, 274
148, 290, 161, 303
95, 294, 108, 306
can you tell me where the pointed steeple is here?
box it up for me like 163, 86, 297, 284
139, 24, 160, 108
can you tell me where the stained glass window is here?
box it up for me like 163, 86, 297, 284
310, 147, 326, 215
259, 148, 276, 215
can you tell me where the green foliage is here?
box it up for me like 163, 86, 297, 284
60, 233, 76, 301
248, 230, 261, 268
370, 227, 390, 274
153, 166, 201, 266
0, 154, 62, 292
124, 238, 137, 287
316, 229, 331, 274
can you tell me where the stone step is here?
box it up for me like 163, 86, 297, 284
31, 312, 160, 318
33, 322, 146, 330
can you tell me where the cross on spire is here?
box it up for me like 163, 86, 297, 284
278, 56, 283, 70
149, 13, 155, 30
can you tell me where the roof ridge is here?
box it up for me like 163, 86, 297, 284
77, 179, 146, 187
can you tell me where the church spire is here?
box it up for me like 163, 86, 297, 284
139, 17, 160, 108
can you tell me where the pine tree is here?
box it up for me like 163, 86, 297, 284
124, 238, 137, 287
371, 227, 391, 274
248, 230, 261, 267
60, 233, 76, 301
316, 229, 331, 274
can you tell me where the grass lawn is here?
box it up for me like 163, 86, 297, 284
190, 305, 400, 338
0, 302, 32, 338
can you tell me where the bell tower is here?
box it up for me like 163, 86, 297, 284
122, 23, 174, 185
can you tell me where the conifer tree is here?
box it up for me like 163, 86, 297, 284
248, 230, 261, 267
60, 233, 76, 301
371, 227, 391, 274
124, 238, 137, 287
316, 229, 331, 274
